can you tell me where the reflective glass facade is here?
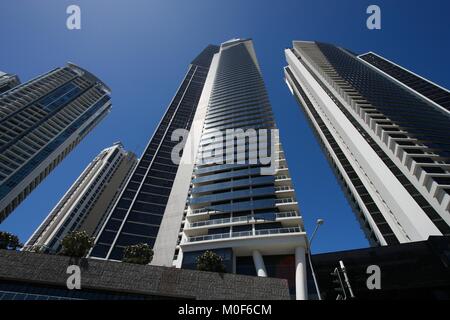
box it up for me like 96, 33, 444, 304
177, 40, 306, 294
90, 45, 220, 260
0, 64, 111, 222
359, 52, 450, 113
285, 41, 450, 245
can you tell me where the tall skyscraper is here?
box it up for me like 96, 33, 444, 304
0, 71, 20, 94
89, 45, 220, 260
0, 63, 111, 222
153, 39, 308, 299
24, 142, 137, 253
284, 41, 450, 246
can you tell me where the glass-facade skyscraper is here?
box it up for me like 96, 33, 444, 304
285, 41, 450, 246
0, 63, 111, 222
153, 39, 308, 299
89, 45, 220, 260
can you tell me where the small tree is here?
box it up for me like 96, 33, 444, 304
0, 231, 22, 250
60, 231, 94, 258
196, 250, 226, 273
123, 243, 153, 265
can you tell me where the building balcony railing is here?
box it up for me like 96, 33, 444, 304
275, 197, 297, 204
275, 175, 290, 180
189, 208, 217, 215
276, 211, 299, 218
187, 211, 300, 229
255, 227, 301, 236
275, 186, 294, 192
188, 215, 251, 228
185, 227, 302, 243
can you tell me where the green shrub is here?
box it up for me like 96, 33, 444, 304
60, 231, 94, 258
0, 231, 22, 250
122, 243, 154, 265
196, 250, 226, 273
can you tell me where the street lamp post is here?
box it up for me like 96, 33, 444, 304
307, 218, 324, 300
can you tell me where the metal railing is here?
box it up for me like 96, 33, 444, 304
189, 215, 252, 228
187, 232, 232, 243
189, 208, 219, 215
186, 227, 302, 243
276, 211, 299, 218
187, 211, 300, 228
255, 227, 301, 236
275, 197, 297, 204
275, 186, 294, 192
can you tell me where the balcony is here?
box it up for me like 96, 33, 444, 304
188, 215, 252, 228
275, 186, 295, 195
276, 211, 299, 218
276, 165, 289, 174
185, 227, 302, 243
275, 197, 296, 204
186, 211, 300, 229
275, 197, 298, 211
274, 175, 291, 187
189, 208, 219, 215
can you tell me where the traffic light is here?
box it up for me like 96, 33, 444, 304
330, 260, 355, 300
330, 267, 346, 300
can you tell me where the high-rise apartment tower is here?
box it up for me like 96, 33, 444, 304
89, 45, 220, 260
153, 39, 308, 299
24, 142, 137, 253
0, 63, 111, 222
284, 41, 450, 246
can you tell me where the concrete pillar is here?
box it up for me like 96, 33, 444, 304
295, 246, 308, 300
174, 250, 183, 269
252, 250, 267, 277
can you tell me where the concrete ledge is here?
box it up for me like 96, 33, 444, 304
0, 250, 290, 300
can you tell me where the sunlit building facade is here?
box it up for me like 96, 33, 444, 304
153, 39, 308, 299
24, 142, 137, 253
285, 41, 450, 246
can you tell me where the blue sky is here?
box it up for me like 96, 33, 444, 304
1, 0, 449, 254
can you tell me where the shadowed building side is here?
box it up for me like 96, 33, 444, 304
88, 45, 220, 261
